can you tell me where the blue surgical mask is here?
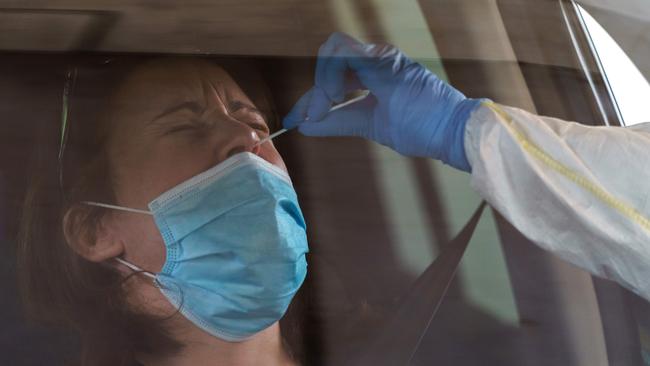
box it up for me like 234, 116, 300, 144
84, 152, 309, 342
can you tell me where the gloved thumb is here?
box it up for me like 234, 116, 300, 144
297, 103, 373, 138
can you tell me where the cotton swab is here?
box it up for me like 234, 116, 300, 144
255, 90, 370, 147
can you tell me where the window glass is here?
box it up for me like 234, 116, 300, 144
2, 1, 649, 365
577, 3, 650, 125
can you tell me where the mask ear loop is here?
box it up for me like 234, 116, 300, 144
114, 257, 186, 314
113, 257, 182, 313
114, 256, 185, 306
84, 201, 153, 216
114, 257, 157, 281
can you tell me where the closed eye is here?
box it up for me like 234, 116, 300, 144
246, 120, 270, 134
165, 120, 204, 135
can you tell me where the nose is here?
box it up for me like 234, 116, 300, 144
211, 117, 262, 163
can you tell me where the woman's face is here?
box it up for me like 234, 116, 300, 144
104, 59, 285, 315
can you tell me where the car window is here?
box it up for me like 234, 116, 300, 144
576, 2, 650, 125
2, 2, 649, 366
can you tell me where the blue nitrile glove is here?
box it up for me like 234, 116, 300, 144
283, 32, 484, 172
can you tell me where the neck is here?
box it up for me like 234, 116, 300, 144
139, 322, 296, 366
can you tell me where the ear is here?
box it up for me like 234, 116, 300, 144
63, 205, 124, 262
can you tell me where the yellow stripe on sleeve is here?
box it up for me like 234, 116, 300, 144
483, 101, 650, 232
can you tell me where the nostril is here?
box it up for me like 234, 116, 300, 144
219, 122, 264, 160
224, 130, 261, 159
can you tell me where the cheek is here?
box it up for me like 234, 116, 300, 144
258, 143, 288, 173
113, 140, 214, 208
118, 213, 167, 273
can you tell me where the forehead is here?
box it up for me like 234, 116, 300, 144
109, 58, 247, 111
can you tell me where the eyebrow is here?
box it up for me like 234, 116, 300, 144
150, 99, 266, 124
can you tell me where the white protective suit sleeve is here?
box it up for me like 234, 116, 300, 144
464, 101, 650, 301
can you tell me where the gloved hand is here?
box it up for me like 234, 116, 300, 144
283, 32, 484, 172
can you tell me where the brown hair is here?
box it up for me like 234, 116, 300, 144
16, 56, 309, 366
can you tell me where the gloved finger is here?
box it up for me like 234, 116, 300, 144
305, 77, 366, 122
284, 79, 368, 129
315, 32, 370, 103
324, 41, 416, 96
297, 103, 373, 138
282, 87, 315, 129
305, 86, 332, 122
314, 33, 343, 100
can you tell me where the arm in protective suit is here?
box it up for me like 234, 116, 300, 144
466, 102, 650, 300
284, 32, 650, 301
